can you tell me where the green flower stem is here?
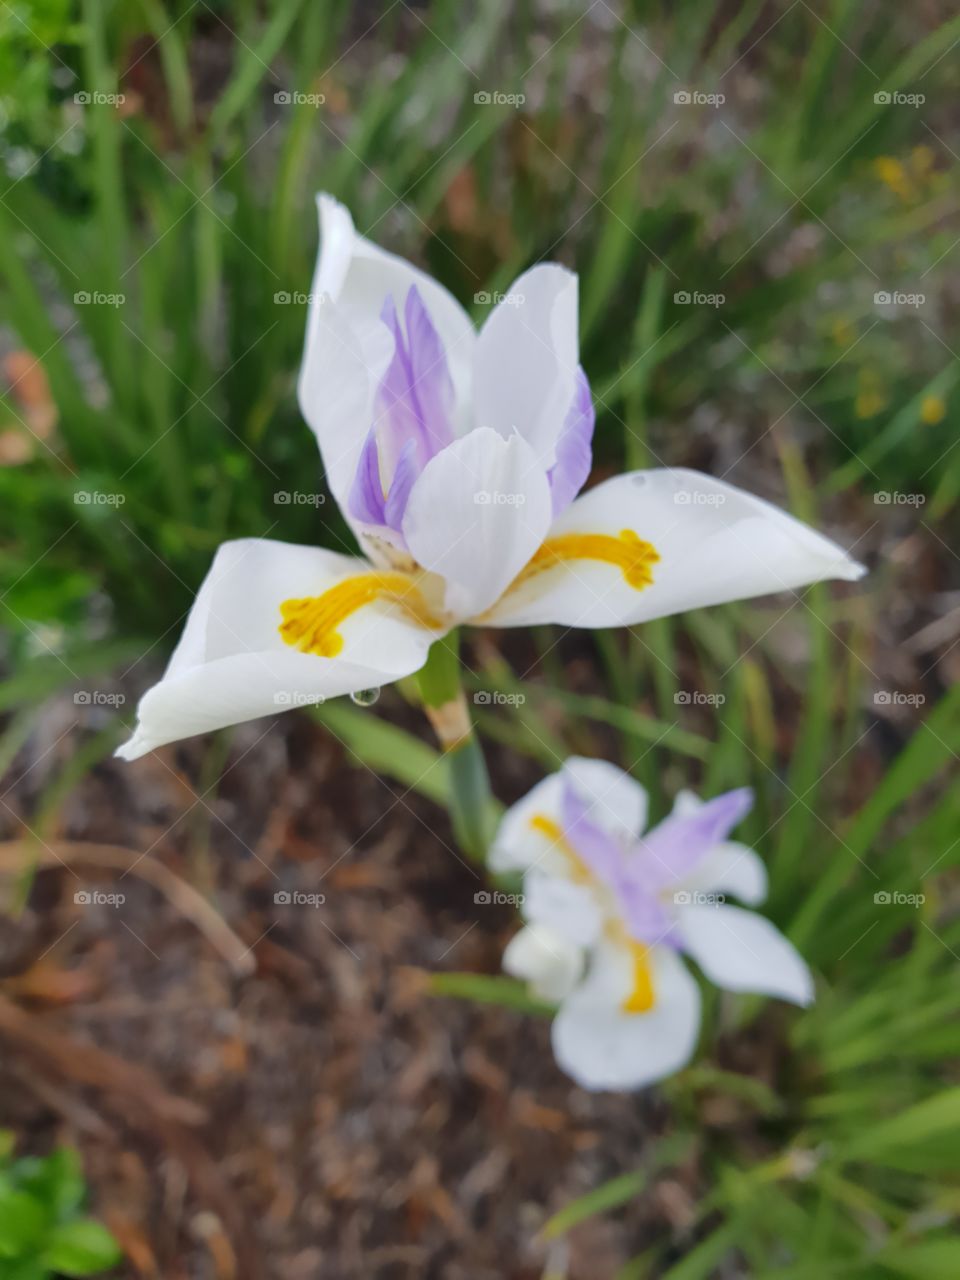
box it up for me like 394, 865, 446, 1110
416, 632, 495, 861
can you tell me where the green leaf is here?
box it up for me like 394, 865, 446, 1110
427, 972, 554, 1016
42, 1219, 121, 1276
0, 1189, 48, 1257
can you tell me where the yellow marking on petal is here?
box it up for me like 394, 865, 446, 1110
621, 941, 656, 1015
514, 530, 659, 592
279, 571, 443, 658
529, 813, 593, 884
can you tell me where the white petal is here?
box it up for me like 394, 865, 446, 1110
503, 923, 584, 1003
562, 756, 648, 840
523, 871, 603, 947
297, 194, 475, 522
117, 538, 440, 760
685, 842, 768, 906
486, 468, 866, 628
488, 773, 566, 875
552, 943, 701, 1091
677, 904, 813, 1005
473, 265, 579, 467
402, 427, 552, 619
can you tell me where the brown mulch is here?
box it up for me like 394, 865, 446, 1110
0, 694, 698, 1280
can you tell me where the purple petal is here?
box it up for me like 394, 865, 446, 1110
374, 287, 455, 474
635, 788, 754, 886
383, 437, 421, 532
404, 285, 455, 450
347, 429, 387, 526
561, 779, 624, 883
547, 366, 594, 516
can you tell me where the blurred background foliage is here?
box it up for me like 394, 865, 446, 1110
1, 1, 959, 1277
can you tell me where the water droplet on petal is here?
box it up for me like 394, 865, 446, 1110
350, 687, 381, 707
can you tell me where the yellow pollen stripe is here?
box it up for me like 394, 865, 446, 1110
513, 530, 660, 592
528, 813, 593, 884
622, 941, 656, 1015
278, 571, 443, 658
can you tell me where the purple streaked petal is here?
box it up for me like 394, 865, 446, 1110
547, 366, 594, 517
383, 437, 421, 532
374, 287, 455, 475
561, 778, 624, 883
347, 428, 387, 526
635, 787, 754, 887
404, 285, 456, 448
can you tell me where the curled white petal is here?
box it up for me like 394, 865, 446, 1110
486, 468, 866, 629
677, 904, 814, 1006
117, 538, 440, 759
503, 923, 584, 1003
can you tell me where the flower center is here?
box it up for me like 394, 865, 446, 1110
621, 940, 656, 1014
279, 571, 444, 658
511, 529, 660, 592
